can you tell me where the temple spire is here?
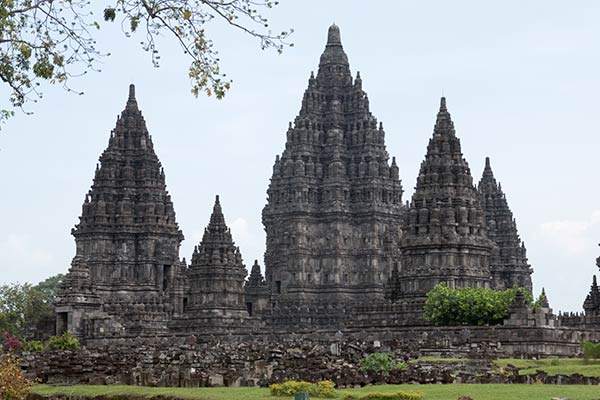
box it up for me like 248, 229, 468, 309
62, 84, 183, 337
478, 156, 532, 292
583, 274, 600, 316
540, 288, 550, 308
398, 97, 492, 305
318, 24, 350, 83
209, 195, 226, 227
187, 195, 248, 323
247, 260, 266, 286
327, 23, 342, 46
484, 157, 493, 175
125, 83, 139, 112
433, 96, 455, 136
479, 156, 498, 191
263, 24, 404, 306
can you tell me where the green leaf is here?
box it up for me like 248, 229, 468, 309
103, 7, 116, 22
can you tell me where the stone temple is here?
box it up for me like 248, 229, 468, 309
55, 25, 600, 346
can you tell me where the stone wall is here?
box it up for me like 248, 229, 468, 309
23, 325, 600, 388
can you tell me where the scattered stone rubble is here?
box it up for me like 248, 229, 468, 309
23, 330, 600, 388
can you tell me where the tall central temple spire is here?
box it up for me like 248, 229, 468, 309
262, 25, 404, 309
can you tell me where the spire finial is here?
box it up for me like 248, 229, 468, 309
124, 83, 139, 112
480, 156, 496, 186
440, 96, 447, 112
540, 287, 550, 308
207, 194, 226, 228
327, 23, 341, 46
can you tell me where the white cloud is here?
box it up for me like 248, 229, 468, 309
539, 210, 600, 256
229, 217, 250, 244
229, 217, 264, 268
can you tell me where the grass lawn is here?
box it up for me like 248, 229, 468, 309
409, 357, 468, 363
495, 358, 600, 376
33, 384, 600, 400
410, 356, 600, 377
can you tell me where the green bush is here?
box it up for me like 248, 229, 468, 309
45, 332, 80, 351
22, 339, 44, 352
359, 352, 406, 373
582, 340, 600, 361
341, 391, 424, 400
424, 283, 533, 326
269, 380, 336, 398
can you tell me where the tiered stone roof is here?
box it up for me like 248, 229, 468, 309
478, 157, 532, 291
262, 24, 404, 304
57, 85, 186, 336
247, 260, 267, 287
584, 274, 600, 317
186, 196, 247, 320
75, 85, 183, 243
397, 98, 493, 300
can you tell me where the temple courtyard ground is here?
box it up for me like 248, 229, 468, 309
33, 383, 600, 400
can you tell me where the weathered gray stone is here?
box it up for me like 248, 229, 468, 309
478, 157, 533, 292
51, 24, 600, 359
262, 23, 403, 311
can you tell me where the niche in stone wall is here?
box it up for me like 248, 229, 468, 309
57, 312, 68, 335
163, 265, 172, 291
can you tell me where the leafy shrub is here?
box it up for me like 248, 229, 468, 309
22, 339, 43, 353
313, 380, 336, 398
359, 352, 406, 373
2, 332, 21, 352
341, 391, 423, 400
269, 380, 336, 398
424, 283, 533, 326
582, 340, 600, 361
0, 352, 33, 399
45, 332, 80, 351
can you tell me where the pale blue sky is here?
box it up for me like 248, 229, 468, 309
1, 1, 599, 312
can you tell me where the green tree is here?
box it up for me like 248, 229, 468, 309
582, 340, 600, 362
424, 283, 533, 326
33, 273, 64, 303
0, 283, 53, 337
0, 0, 292, 124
